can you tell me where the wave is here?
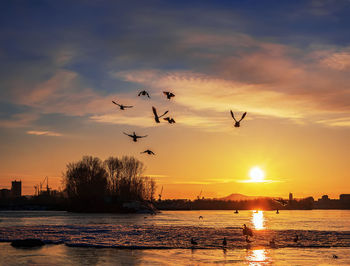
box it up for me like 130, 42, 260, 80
0, 225, 349, 249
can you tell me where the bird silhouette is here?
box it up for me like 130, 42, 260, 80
123, 132, 148, 142
234, 210, 239, 214
163, 117, 176, 124
199, 216, 203, 220
163, 91, 175, 100
293, 234, 299, 243
152, 106, 169, 123
230, 111, 247, 127
276, 209, 279, 214
223, 237, 227, 247
274, 198, 288, 206
191, 238, 198, 245
112, 100, 133, 110
245, 235, 253, 243
141, 149, 155, 155
138, 90, 151, 98
242, 224, 253, 237
269, 238, 276, 248
333, 255, 338, 259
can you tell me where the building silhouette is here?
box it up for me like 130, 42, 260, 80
11, 180, 21, 198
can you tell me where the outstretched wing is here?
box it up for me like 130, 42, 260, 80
152, 106, 160, 123
239, 112, 247, 122
163, 91, 168, 96
170, 92, 175, 97
123, 132, 132, 137
150, 151, 155, 155
136, 135, 148, 138
112, 101, 120, 107
146, 91, 150, 98
230, 110, 237, 122
159, 110, 169, 118
152, 106, 158, 117
124, 105, 133, 108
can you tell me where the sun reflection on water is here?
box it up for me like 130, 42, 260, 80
246, 249, 268, 265
252, 210, 265, 230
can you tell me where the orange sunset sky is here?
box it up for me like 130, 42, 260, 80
1, 1, 350, 199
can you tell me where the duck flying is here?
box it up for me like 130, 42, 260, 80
230, 111, 247, 127
163, 91, 175, 100
141, 149, 155, 155
112, 101, 133, 110
123, 131, 148, 142
152, 106, 169, 123
163, 117, 176, 124
138, 90, 151, 98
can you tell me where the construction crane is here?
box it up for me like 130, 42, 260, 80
37, 176, 50, 196
34, 185, 38, 196
158, 186, 163, 201
197, 190, 202, 200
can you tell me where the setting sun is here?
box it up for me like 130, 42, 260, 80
249, 167, 265, 182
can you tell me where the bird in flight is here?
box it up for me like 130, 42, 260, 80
163, 117, 176, 124
274, 198, 288, 206
152, 106, 169, 123
123, 132, 148, 142
163, 91, 175, 100
230, 111, 247, 127
138, 90, 151, 98
242, 224, 253, 237
112, 100, 133, 110
141, 149, 155, 155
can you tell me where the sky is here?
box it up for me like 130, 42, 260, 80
1, 0, 350, 199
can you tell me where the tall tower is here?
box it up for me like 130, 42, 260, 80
289, 192, 293, 202
11, 180, 22, 198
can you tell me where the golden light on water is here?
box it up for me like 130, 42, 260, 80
252, 210, 265, 230
246, 249, 268, 265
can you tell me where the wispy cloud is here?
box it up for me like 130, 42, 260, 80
27, 130, 62, 137
0, 113, 39, 128
235, 179, 283, 184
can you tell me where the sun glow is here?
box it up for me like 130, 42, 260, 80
249, 167, 265, 182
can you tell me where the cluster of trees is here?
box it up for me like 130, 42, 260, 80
63, 155, 156, 211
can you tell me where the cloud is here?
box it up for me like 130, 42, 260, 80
2, 5, 350, 132
235, 179, 283, 184
0, 113, 39, 128
26, 130, 62, 137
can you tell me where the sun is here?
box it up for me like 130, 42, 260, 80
249, 167, 265, 182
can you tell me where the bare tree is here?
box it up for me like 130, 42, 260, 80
63, 155, 157, 209
63, 156, 108, 207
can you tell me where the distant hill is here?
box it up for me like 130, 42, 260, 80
218, 193, 269, 201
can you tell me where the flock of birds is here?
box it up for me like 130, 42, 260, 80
113, 89, 248, 155
189, 215, 339, 259
189, 222, 301, 249
114, 90, 339, 259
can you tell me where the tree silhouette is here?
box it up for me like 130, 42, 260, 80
63, 155, 156, 211
64, 156, 108, 210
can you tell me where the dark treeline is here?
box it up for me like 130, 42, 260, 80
63, 155, 156, 212
155, 197, 315, 210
